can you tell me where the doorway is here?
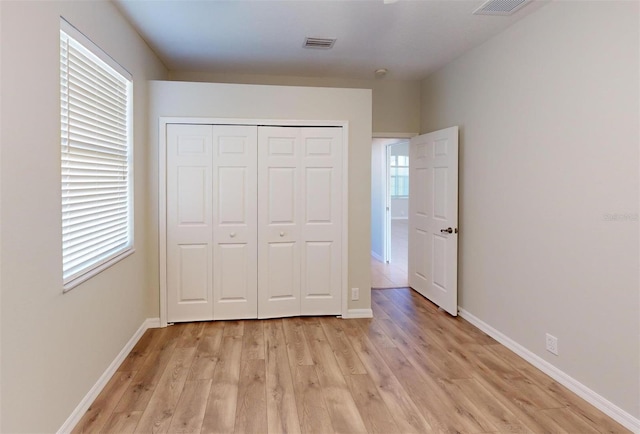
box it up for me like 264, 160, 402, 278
371, 138, 409, 288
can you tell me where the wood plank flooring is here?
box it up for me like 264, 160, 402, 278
72, 288, 630, 434
371, 219, 408, 289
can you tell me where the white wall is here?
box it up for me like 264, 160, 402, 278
169, 71, 420, 135
0, 1, 168, 432
390, 198, 408, 219
421, 1, 639, 419
148, 81, 372, 312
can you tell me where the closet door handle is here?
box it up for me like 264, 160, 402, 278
230, 232, 236, 238
279, 231, 285, 237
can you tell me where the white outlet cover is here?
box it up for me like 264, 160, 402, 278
546, 333, 558, 356
351, 287, 359, 301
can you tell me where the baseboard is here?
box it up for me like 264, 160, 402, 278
371, 251, 383, 262
145, 317, 162, 329
458, 308, 640, 433
343, 308, 373, 319
57, 317, 161, 434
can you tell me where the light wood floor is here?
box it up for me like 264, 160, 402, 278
72, 288, 629, 434
372, 219, 408, 288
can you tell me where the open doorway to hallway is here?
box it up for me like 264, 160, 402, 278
371, 138, 409, 288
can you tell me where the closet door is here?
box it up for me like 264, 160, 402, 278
167, 124, 214, 322
300, 128, 342, 315
212, 126, 258, 319
258, 127, 342, 318
258, 127, 302, 318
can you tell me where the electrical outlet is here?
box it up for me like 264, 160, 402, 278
546, 333, 558, 356
351, 287, 359, 301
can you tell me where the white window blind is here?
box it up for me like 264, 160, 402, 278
60, 20, 133, 290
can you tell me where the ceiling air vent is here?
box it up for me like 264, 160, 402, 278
473, 0, 530, 16
304, 37, 336, 49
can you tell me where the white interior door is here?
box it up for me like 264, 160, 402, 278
258, 127, 342, 318
212, 126, 258, 319
258, 127, 302, 318
166, 123, 343, 322
408, 126, 459, 316
167, 124, 214, 322
300, 128, 342, 316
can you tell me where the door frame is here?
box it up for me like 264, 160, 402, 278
372, 133, 417, 266
383, 139, 411, 263
159, 117, 350, 327
384, 143, 391, 263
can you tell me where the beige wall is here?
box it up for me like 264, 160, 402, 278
170, 71, 420, 135
148, 81, 372, 314
0, 1, 168, 432
421, 1, 639, 417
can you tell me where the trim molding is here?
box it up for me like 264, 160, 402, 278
57, 318, 161, 434
372, 132, 418, 139
343, 308, 373, 319
145, 317, 162, 329
458, 308, 640, 433
371, 250, 383, 262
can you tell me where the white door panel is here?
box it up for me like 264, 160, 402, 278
409, 126, 459, 316
212, 125, 258, 320
167, 124, 342, 322
266, 242, 298, 299
167, 124, 214, 322
258, 127, 342, 318
258, 127, 301, 318
176, 244, 209, 301
300, 128, 342, 315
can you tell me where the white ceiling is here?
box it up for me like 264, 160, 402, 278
114, 0, 547, 81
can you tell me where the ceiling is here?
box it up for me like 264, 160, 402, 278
114, 0, 547, 81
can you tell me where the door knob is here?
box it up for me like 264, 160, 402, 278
279, 231, 285, 237
440, 227, 453, 234
230, 232, 236, 238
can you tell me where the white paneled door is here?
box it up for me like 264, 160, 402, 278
211, 126, 258, 320
258, 127, 342, 318
166, 123, 342, 322
167, 124, 258, 322
167, 124, 215, 322
408, 126, 459, 316
257, 127, 301, 318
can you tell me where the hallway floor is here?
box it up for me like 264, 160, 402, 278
371, 219, 408, 288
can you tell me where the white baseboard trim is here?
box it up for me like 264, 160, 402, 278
343, 308, 373, 319
371, 250, 384, 262
57, 317, 161, 434
458, 308, 640, 433
145, 317, 162, 329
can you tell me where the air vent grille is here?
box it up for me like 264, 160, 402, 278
473, 0, 529, 16
304, 37, 336, 49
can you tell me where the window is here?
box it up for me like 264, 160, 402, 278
390, 155, 409, 198
60, 20, 133, 290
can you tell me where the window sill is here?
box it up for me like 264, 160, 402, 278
63, 248, 135, 293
